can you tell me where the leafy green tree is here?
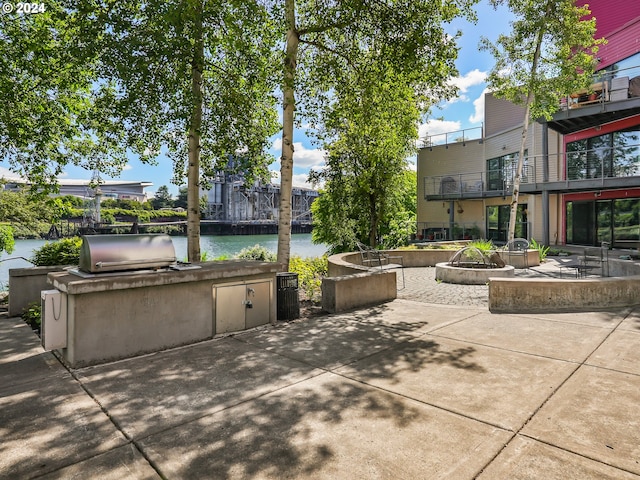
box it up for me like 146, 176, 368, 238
0, 5, 127, 191
0, 190, 61, 238
174, 187, 188, 209
151, 185, 174, 210
86, 1, 280, 261
312, 168, 417, 253
311, 68, 421, 250
481, 0, 604, 243
277, 0, 475, 269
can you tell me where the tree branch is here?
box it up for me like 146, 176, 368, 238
298, 38, 356, 70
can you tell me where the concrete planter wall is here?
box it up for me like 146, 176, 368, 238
489, 275, 640, 312
8, 265, 70, 317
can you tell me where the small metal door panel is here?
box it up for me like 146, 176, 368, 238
245, 281, 271, 329
215, 284, 246, 334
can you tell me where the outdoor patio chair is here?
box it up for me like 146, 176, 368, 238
504, 238, 529, 268
356, 241, 405, 289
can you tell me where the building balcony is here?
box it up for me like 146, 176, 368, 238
547, 65, 640, 134
423, 145, 640, 200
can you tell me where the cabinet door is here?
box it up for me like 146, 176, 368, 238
214, 284, 246, 334
245, 281, 271, 329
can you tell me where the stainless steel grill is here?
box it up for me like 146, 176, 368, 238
78, 234, 177, 273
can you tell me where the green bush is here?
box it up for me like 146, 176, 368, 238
0, 224, 14, 254
21, 302, 41, 332
530, 238, 550, 262
31, 237, 83, 266
235, 244, 277, 262
468, 239, 494, 254
289, 255, 328, 303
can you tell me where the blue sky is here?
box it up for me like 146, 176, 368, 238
20, 1, 514, 198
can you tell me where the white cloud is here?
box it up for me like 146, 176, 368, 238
469, 88, 489, 124
122, 164, 133, 171
418, 119, 462, 145
450, 69, 487, 94
437, 69, 487, 107
269, 170, 317, 189
271, 138, 326, 169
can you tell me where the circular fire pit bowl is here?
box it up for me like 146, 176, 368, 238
435, 262, 514, 285
435, 246, 514, 285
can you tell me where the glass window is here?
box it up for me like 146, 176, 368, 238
566, 198, 640, 247
613, 198, 640, 246
567, 128, 640, 180
486, 151, 527, 191
613, 130, 640, 176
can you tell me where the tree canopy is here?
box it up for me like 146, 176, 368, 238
310, 65, 421, 250
0, 3, 127, 190
3, 0, 477, 263
481, 0, 603, 243
278, 0, 476, 267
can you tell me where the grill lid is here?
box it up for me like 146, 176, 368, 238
78, 234, 177, 273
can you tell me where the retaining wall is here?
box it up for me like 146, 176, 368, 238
322, 271, 397, 314
323, 247, 539, 314
8, 266, 68, 317
489, 276, 640, 312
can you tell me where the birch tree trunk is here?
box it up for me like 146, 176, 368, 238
277, 0, 298, 271
187, 3, 204, 262
507, 101, 531, 243
507, 15, 545, 244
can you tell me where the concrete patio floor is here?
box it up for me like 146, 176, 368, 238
1, 285, 640, 478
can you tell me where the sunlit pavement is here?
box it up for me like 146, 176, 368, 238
1, 272, 639, 479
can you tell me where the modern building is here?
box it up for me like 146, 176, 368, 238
0, 167, 152, 202
417, 0, 640, 250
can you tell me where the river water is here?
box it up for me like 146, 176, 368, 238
0, 234, 328, 288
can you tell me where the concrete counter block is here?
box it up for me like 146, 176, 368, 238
46, 260, 278, 368
49, 259, 279, 294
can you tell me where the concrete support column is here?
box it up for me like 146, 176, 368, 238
542, 123, 550, 246
449, 200, 455, 240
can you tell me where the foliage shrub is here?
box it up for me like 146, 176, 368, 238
468, 239, 494, 254
21, 302, 41, 333
236, 244, 277, 262
31, 237, 83, 266
0, 224, 14, 254
530, 238, 550, 262
289, 255, 328, 303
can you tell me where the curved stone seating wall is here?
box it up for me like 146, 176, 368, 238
323, 248, 537, 313
489, 275, 640, 312
327, 248, 539, 274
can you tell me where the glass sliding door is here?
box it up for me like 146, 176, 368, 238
566, 198, 640, 248
613, 198, 640, 248
569, 201, 594, 245
486, 204, 528, 243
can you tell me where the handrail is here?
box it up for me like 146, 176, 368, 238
420, 125, 484, 149
423, 141, 640, 197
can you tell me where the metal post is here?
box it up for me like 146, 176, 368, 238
449, 200, 455, 240
542, 123, 550, 245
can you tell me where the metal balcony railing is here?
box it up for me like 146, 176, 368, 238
560, 64, 640, 111
423, 164, 539, 198
420, 126, 484, 150
424, 142, 640, 198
